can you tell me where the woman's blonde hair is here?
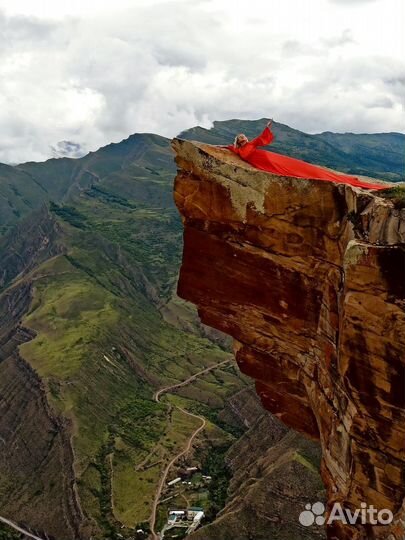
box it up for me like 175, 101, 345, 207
234, 133, 246, 148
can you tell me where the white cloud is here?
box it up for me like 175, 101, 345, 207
0, 0, 403, 163
330, 0, 377, 4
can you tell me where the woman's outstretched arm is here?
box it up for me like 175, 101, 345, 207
250, 120, 275, 147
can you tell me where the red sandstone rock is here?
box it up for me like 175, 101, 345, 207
172, 138, 405, 540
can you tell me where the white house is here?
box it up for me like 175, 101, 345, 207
167, 477, 181, 487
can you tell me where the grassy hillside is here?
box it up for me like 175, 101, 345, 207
0, 133, 175, 237
0, 163, 48, 236
0, 170, 247, 539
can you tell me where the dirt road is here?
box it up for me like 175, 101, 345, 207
153, 359, 232, 403
149, 358, 232, 539
0, 516, 45, 540
149, 409, 206, 540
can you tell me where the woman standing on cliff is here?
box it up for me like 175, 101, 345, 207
227, 120, 386, 190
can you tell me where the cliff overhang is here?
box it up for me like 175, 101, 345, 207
172, 138, 405, 540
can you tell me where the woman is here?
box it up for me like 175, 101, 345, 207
227, 120, 386, 190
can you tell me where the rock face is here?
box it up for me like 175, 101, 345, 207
172, 138, 405, 540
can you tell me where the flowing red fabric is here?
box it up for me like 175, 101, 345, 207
227, 126, 386, 190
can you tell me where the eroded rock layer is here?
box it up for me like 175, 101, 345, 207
172, 138, 405, 540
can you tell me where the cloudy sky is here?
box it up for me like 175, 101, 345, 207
0, 0, 404, 163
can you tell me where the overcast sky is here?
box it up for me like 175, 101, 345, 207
0, 0, 404, 163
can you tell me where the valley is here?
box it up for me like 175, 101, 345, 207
0, 119, 403, 540
0, 130, 248, 540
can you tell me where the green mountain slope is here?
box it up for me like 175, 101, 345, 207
0, 133, 175, 237
1, 139, 255, 539
0, 202, 246, 539
0, 163, 48, 236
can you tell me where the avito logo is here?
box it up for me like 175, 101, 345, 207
299, 502, 393, 527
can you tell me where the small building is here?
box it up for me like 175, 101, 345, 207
186, 509, 205, 534
168, 510, 186, 525
186, 466, 198, 472
168, 510, 186, 517
193, 511, 204, 522
187, 507, 204, 520
167, 477, 181, 487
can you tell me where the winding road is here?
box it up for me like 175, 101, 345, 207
0, 516, 45, 540
149, 358, 232, 540
153, 359, 232, 403
149, 408, 206, 540
0, 359, 233, 540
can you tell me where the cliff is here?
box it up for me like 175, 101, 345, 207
172, 138, 405, 540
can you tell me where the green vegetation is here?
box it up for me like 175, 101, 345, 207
293, 452, 319, 474
93, 439, 119, 539
0, 163, 48, 236
49, 201, 88, 229
379, 184, 405, 209
0, 524, 20, 540
295, 439, 323, 472
13, 190, 245, 536
21, 257, 119, 380
113, 454, 161, 525
190, 402, 245, 439
87, 185, 137, 209
112, 399, 166, 450
201, 446, 232, 522
76, 197, 182, 300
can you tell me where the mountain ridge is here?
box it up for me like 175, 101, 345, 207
1, 118, 403, 236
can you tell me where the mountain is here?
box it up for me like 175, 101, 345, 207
0, 119, 403, 540
0, 163, 49, 236
0, 144, 245, 539
0, 133, 175, 237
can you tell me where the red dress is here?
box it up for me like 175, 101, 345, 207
227, 126, 387, 190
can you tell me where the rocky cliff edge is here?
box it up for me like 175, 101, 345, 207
172, 138, 405, 540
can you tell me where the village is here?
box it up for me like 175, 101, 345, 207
159, 466, 212, 539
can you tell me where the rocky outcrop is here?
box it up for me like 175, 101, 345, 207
172, 138, 405, 539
